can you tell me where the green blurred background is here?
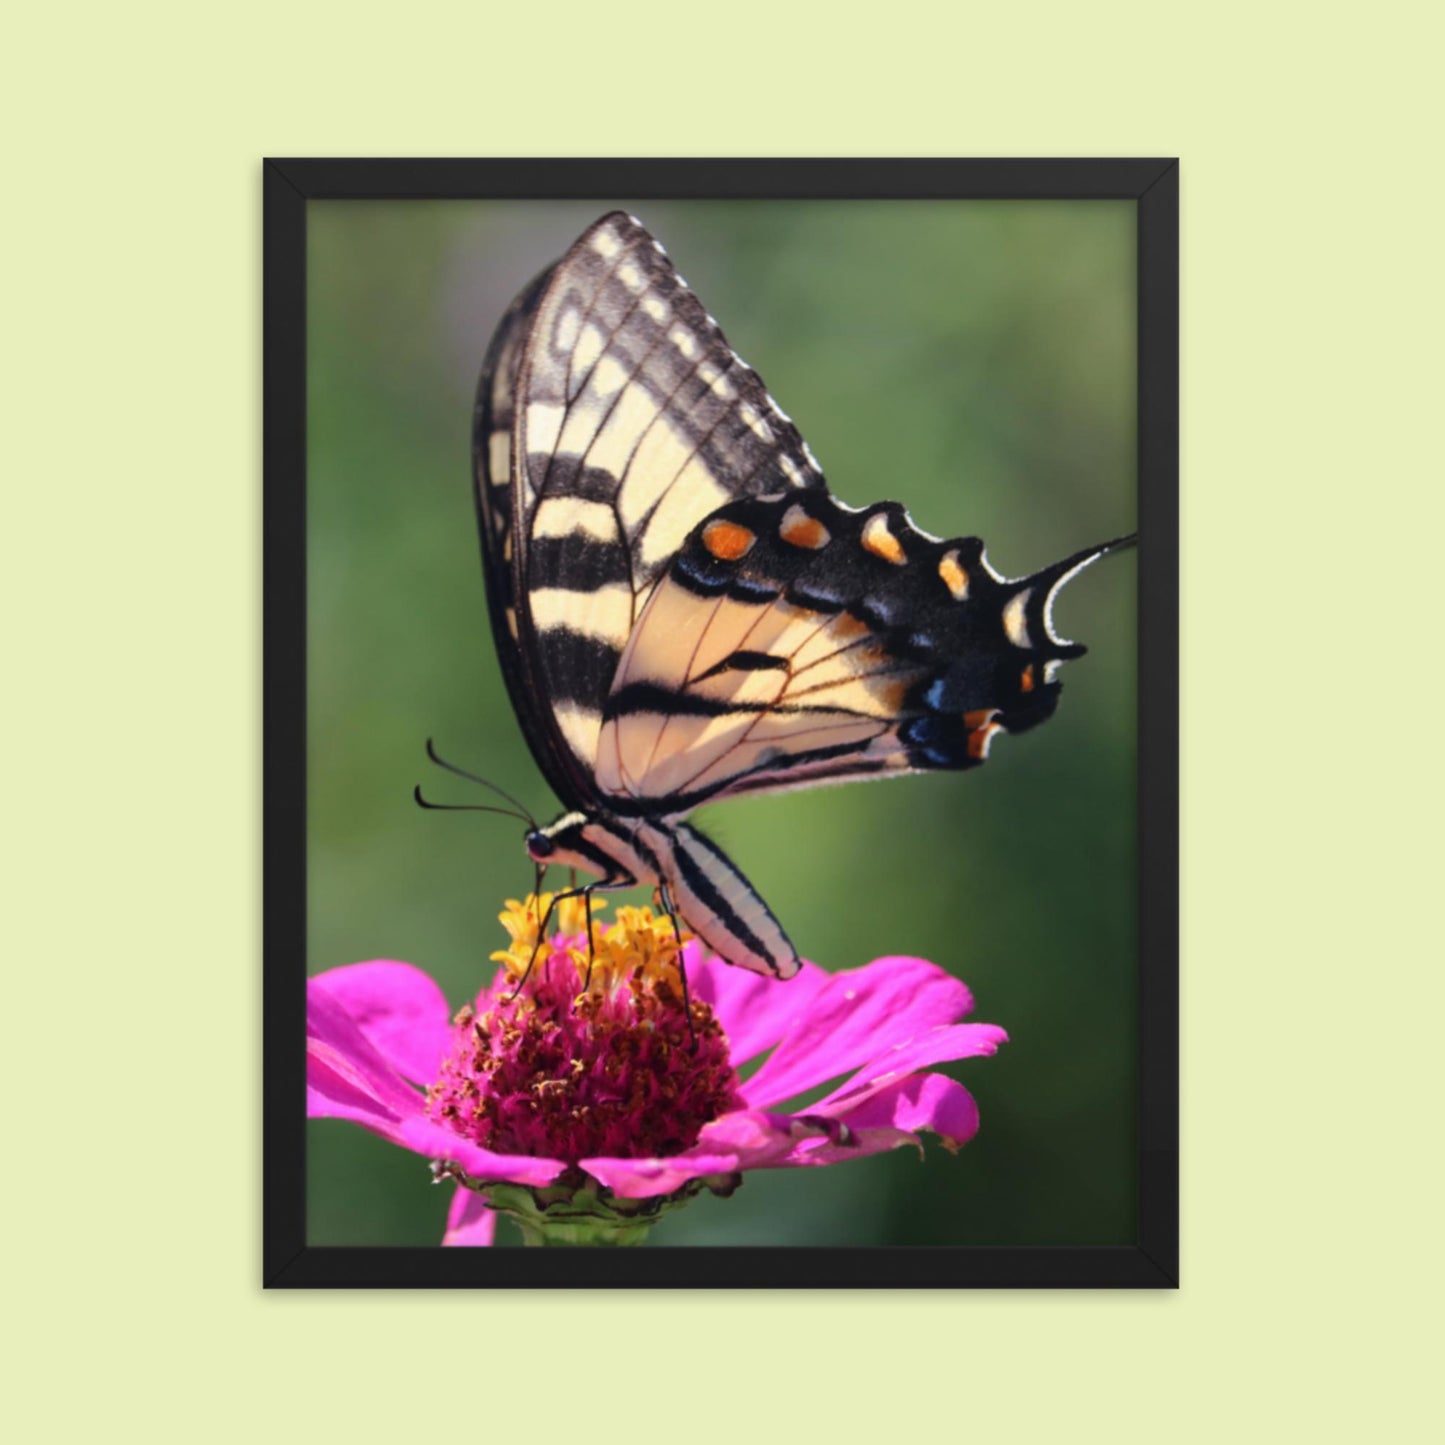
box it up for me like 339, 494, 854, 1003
306, 200, 1137, 1248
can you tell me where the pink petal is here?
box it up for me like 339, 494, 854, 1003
581, 1109, 833, 1199
311, 961, 454, 1086
813, 1022, 1008, 1117
741, 956, 977, 1108
853, 1072, 981, 1148
395, 1117, 567, 1189
685, 946, 832, 1066
781, 1074, 983, 1167
444, 1187, 497, 1247
307, 968, 567, 1189
306, 984, 427, 1128
306, 1053, 409, 1140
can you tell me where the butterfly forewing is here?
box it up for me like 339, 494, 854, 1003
476, 212, 826, 802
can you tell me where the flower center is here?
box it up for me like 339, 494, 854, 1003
426, 896, 741, 1164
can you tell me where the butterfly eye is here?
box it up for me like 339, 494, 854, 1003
525, 830, 556, 861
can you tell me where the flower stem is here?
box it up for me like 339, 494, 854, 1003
448, 1171, 742, 1247
512, 1215, 654, 1247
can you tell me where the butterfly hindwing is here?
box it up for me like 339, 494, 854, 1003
597, 490, 1131, 812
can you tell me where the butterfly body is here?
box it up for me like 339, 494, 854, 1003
474, 212, 1132, 981
523, 811, 801, 980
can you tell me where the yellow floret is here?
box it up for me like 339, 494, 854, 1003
491, 893, 691, 994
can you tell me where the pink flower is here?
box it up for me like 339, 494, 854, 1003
307, 895, 1008, 1246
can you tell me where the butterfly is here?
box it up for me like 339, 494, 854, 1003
471, 211, 1133, 982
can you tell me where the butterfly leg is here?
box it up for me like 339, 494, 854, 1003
512, 873, 634, 1001
512, 887, 586, 1000
511, 891, 562, 1000
656, 879, 697, 1052
581, 886, 596, 990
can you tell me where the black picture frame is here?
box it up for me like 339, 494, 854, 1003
265, 157, 1179, 1289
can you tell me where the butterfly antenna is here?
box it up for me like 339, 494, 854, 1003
413, 785, 528, 822
424, 738, 538, 828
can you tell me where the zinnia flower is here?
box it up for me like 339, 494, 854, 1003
307, 894, 1007, 1246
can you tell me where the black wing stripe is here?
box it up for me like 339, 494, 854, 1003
608, 683, 907, 721
528, 456, 628, 505
536, 631, 624, 708
526, 534, 632, 589
694, 650, 791, 680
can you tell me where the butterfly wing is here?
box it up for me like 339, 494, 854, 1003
474, 211, 826, 808
476, 211, 1131, 980
596, 488, 1134, 813
474, 266, 574, 801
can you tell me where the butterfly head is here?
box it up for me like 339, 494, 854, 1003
524, 811, 620, 877
525, 814, 588, 864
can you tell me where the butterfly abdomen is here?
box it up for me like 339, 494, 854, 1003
526, 809, 802, 980
662, 820, 801, 979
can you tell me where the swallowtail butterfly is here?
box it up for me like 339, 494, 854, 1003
473, 212, 1133, 981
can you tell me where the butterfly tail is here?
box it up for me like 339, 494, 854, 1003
897, 529, 1135, 767
988, 531, 1136, 735
1019, 532, 1137, 658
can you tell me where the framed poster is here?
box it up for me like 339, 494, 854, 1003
267, 158, 1178, 1287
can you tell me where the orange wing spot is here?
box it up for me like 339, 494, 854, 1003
963, 708, 999, 730
780, 505, 830, 550
702, 519, 757, 561
938, 550, 969, 599
1020, 664, 1035, 693
967, 721, 1004, 760
861, 514, 907, 565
